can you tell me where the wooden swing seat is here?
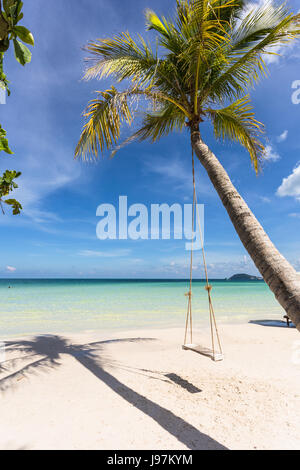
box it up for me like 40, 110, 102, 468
182, 151, 224, 363
182, 343, 224, 362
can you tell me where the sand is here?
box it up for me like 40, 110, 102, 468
0, 322, 299, 450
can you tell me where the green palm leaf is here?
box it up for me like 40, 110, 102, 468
83, 32, 157, 86
204, 4, 300, 102
137, 102, 187, 142
206, 96, 264, 172
75, 86, 191, 160
76, 0, 300, 171
75, 87, 134, 160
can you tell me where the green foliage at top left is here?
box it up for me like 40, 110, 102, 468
0, 0, 34, 215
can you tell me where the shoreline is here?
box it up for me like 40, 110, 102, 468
0, 323, 299, 450
0, 315, 291, 341
0, 279, 285, 338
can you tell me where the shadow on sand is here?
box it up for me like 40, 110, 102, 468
249, 320, 295, 328
0, 335, 227, 450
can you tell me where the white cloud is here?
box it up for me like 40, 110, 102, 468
79, 249, 131, 258
262, 44, 294, 65
289, 213, 300, 218
277, 130, 288, 143
144, 157, 191, 187
144, 155, 212, 196
6, 266, 16, 272
159, 254, 259, 278
260, 196, 271, 203
238, 1, 298, 65
23, 209, 63, 224
264, 144, 280, 162
277, 164, 300, 199
11, 142, 82, 220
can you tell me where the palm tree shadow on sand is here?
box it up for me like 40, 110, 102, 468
0, 335, 227, 450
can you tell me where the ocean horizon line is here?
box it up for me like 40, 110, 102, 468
0, 277, 265, 282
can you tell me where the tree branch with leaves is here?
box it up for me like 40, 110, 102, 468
0, 0, 34, 215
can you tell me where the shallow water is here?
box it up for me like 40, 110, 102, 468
0, 279, 284, 337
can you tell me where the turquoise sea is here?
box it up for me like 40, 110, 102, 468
0, 279, 285, 338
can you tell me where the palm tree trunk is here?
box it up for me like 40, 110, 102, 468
191, 127, 300, 332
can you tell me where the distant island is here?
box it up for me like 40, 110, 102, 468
227, 273, 263, 281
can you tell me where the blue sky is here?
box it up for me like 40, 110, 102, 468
1, 0, 300, 279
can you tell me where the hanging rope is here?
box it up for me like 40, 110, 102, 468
183, 151, 196, 347
183, 150, 223, 360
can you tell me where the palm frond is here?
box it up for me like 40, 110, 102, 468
145, 8, 186, 55
75, 87, 135, 160
75, 86, 191, 160
206, 96, 265, 172
173, 0, 235, 113
84, 32, 157, 85
110, 103, 187, 158
76, 0, 300, 168
110, 103, 186, 158
205, 0, 247, 27
136, 102, 187, 142
204, 3, 300, 102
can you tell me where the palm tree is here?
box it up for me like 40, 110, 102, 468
75, 0, 300, 331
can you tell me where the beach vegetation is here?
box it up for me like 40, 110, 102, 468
0, 0, 34, 215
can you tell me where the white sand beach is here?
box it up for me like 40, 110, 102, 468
0, 323, 299, 450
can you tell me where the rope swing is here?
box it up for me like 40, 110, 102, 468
183, 151, 224, 362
